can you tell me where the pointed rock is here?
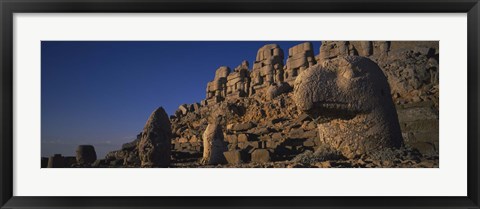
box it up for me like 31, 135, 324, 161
138, 107, 172, 167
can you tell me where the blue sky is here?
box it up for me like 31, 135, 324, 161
41, 41, 321, 158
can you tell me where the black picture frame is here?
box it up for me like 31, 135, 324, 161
1, 0, 479, 208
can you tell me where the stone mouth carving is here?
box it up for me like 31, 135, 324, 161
310, 101, 359, 124
293, 56, 404, 157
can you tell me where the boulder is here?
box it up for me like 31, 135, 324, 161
138, 107, 172, 167
223, 150, 242, 164
230, 122, 255, 132
237, 134, 250, 143
75, 145, 97, 165
251, 149, 270, 163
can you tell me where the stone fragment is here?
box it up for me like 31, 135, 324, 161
237, 134, 250, 143
303, 139, 315, 147
272, 132, 283, 141
266, 82, 292, 100
226, 135, 238, 143
138, 107, 172, 167
47, 154, 65, 168
251, 149, 270, 163
223, 150, 242, 164
297, 113, 312, 123
178, 104, 189, 115
231, 122, 255, 132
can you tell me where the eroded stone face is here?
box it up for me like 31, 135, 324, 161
206, 66, 231, 103
250, 44, 285, 95
293, 56, 403, 158
201, 119, 228, 165
76, 145, 97, 165
138, 107, 172, 167
226, 60, 250, 98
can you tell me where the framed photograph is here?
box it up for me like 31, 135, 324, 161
1, 0, 479, 208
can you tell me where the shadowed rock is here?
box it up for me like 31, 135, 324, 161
76, 145, 97, 165
138, 107, 172, 167
47, 154, 65, 168
293, 56, 403, 158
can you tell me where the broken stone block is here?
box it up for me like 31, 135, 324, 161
272, 132, 283, 141
178, 104, 189, 115
303, 139, 315, 147
251, 149, 270, 163
231, 122, 255, 132
47, 154, 65, 168
237, 134, 250, 143
266, 141, 278, 149
223, 150, 242, 164
225, 135, 238, 143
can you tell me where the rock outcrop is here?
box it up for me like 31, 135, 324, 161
138, 107, 172, 167
294, 56, 403, 158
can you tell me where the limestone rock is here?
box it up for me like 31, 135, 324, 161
75, 145, 97, 165
293, 56, 403, 158
201, 120, 228, 165
138, 107, 172, 167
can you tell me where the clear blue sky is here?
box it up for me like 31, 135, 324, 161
41, 41, 321, 158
